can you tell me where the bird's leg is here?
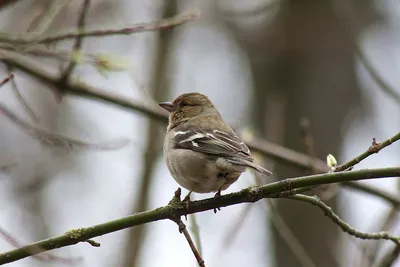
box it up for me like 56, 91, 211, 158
183, 190, 192, 220
213, 186, 224, 213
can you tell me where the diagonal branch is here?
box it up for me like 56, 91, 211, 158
0, 167, 400, 265
285, 195, 400, 245
334, 134, 400, 172
0, 73, 13, 88
0, 11, 199, 45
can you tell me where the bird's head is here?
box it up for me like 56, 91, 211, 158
159, 92, 220, 130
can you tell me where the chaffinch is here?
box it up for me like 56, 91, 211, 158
159, 92, 272, 200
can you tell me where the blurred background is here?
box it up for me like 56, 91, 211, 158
0, 0, 399, 266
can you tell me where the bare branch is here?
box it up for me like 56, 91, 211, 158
0, 227, 82, 264
5, 66, 39, 122
286, 195, 400, 245
169, 189, 205, 267
0, 73, 13, 88
0, 11, 199, 45
0, 104, 130, 151
334, 134, 400, 172
59, 0, 90, 83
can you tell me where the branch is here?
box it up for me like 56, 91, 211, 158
0, 72, 13, 88
5, 66, 38, 122
59, 0, 91, 83
334, 135, 400, 172
0, 167, 399, 265
0, 103, 130, 150
174, 218, 205, 267
170, 190, 205, 267
286, 195, 400, 245
0, 227, 82, 264
330, 1, 400, 104
0, 11, 199, 45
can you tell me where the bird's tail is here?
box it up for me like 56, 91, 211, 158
228, 158, 273, 176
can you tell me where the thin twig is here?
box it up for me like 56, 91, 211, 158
334, 134, 400, 172
0, 11, 199, 45
0, 103, 130, 150
0, 73, 13, 88
59, 0, 90, 84
6, 66, 38, 122
285, 195, 400, 245
173, 218, 205, 267
26, 0, 70, 33
169, 188, 205, 267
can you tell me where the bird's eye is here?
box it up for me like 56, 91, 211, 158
181, 101, 189, 107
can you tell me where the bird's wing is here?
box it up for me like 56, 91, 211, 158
172, 127, 252, 160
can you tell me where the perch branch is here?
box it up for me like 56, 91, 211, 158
0, 167, 400, 265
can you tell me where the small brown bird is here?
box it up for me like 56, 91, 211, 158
159, 92, 272, 201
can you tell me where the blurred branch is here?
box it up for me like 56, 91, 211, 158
0, 104, 130, 150
189, 213, 202, 257
2, 53, 400, 208
375, 245, 400, 267
1, 167, 400, 264
26, 0, 70, 33
59, 0, 90, 83
365, 208, 398, 266
285, 195, 400, 245
330, 0, 400, 104
341, 182, 400, 207
0, 72, 13, 87
267, 200, 318, 267
300, 117, 317, 172
0, 10, 199, 45
6, 66, 38, 122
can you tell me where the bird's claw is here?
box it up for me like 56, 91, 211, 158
213, 190, 222, 213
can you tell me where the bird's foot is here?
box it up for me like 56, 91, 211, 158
183, 190, 192, 220
213, 189, 222, 213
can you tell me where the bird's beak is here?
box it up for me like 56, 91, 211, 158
159, 102, 176, 112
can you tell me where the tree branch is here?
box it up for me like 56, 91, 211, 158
0, 72, 13, 88
0, 167, 399, 265
334, 134, 400, 172
0, 11, 199, 45
286, 195, 400, 245
59, 0, 91, 83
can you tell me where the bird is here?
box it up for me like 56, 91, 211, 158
159, 92, 272, 205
